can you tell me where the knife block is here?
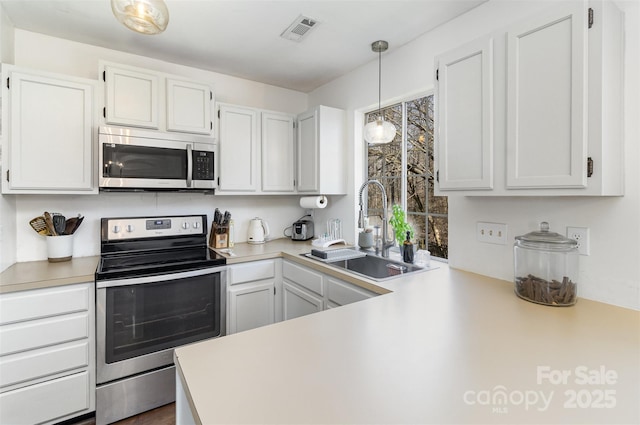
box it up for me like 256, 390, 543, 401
209, 223, 229, 248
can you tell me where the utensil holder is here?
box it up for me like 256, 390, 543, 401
209, 223, 229, 249
46, 235, 74, 262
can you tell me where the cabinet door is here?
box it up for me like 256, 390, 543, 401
218, 104, 259, 192
296, 109, 319, 192
506, 4, 587, 188
166, 78, 212, 135
261, 112, 295, 192
228, 281, 275, 334
325, 277, 376, 307
3, 69, 94, 192
435, 35, 493, 190
282, 281, 323, 321
104, 65, 159, 129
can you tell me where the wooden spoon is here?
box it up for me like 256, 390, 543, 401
43, 212, 58, 236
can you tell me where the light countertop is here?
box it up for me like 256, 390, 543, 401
176, 240, 640, 424
0, 256, 99, 294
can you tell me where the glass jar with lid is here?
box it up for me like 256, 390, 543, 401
514, 222, 579, 306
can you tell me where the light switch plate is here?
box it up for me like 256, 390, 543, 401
476, 222, 507, 245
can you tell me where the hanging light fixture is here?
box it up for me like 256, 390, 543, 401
364, 40, 396, 145
111, 0, 169, 35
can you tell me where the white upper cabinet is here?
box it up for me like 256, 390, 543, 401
261, 112, 295, 192
1, 66, 96, 194
166, 78, 213, 135
296, 105, 346, 195
217, 103, 296, 194
218, 103, 259, 192
506, 3, 587, 188
101, 61, 214, 136
435, 35, 494, 190
104, 64, 159, 129
435, 0, 623, 196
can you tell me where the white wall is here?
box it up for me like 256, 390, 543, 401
309, 0, 640, 310
2, 29, 311, 266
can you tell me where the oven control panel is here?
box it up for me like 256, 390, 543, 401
105, 215, 205, 240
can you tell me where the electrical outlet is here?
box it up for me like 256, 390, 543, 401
476, 222, 508, 245
567, 227, 590, 255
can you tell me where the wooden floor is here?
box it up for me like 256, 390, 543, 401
70, 403, 175, 425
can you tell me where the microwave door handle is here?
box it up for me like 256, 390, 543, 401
186, 144, 193, 188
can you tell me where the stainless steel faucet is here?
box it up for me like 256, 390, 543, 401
358, 179, 394, 257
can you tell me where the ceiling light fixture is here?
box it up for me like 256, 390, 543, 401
364, 40, 396, 145
111, 0, 169, 35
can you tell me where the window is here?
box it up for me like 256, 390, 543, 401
365, 94, 448, 259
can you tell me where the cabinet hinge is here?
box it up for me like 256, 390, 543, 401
587, 157, 593, 178
588, 8, 594, 29
103, 107, 106, 118
273, 287, 276, 296
436, 170, 439, 182
102, 70, 106, 82
210, 91, 213, 101
436, 69, 439, 81
6, 77, 9, 89
218, 109, 221, 119
217, 177, 220, 186
6, 170, 9, 182
210, 121, 213, 130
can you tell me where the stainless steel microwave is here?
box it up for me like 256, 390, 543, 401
99, 126, 217, 192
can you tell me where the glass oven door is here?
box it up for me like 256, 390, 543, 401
96, 267, 226, 384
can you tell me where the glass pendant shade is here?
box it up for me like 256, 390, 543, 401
364, 117, 396, 144
365, 40, 396, 145
111, 0, 169, 35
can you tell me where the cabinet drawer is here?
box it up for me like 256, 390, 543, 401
0, 312, 89, 356
229, 260, 275, 285
326, 278, 376, 306
0, 371, 90, 425
283, 261, 323, 296
0, 341, 89, 389
0, 284, 89, 325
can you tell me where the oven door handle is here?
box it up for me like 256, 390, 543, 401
186, 144, 193, 188
96, 266, 225, 288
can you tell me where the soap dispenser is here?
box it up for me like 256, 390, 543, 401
402, 231, 414, 263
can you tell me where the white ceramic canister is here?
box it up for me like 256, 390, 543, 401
46, 235, 74, 262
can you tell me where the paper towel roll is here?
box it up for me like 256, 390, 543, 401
300, 196, 327, 209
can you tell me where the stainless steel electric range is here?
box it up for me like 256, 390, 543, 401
94, 214, 226, 425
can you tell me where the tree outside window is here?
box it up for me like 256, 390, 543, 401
365, 94, 448, 259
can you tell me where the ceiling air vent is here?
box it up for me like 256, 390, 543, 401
280, 15, 318, 42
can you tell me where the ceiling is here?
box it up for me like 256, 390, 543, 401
0, 0, 486, 92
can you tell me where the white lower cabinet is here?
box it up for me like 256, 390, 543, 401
0, 283, 95, 424
227, 259, 281, 334
325, 276, 377, 307
282, 260, 378, 319
282, 281, 324, 320
227, 259, 380, 330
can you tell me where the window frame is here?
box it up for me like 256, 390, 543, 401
363, 90, 448, 260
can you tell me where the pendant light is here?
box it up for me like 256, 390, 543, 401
111, 0, 169, 35
364, 40, 396, 145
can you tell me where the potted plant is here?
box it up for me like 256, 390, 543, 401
389, 204, 413, 248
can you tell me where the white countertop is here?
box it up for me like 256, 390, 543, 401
175, 240, 640, 424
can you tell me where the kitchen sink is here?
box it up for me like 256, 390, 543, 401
326, 254, 427, 281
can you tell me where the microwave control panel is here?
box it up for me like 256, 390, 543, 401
193, 151, 214, 180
